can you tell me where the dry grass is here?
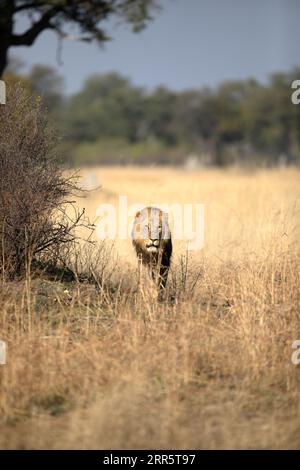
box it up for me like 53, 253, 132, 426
0, 166, 299, 449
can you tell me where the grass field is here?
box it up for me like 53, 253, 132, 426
0, 166, 299, 449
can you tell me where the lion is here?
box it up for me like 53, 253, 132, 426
132, 207, 172, 296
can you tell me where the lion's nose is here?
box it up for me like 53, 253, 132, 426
150, 239, 159, 246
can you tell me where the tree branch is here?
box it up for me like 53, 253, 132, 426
14, 2, 48, 12
11, 9, 57, 46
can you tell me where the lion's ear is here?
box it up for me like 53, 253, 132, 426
135, 210, 141, 219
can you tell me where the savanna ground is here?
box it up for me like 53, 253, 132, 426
0, 166, 299, 449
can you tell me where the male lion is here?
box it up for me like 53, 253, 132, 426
132, 207, 172, 295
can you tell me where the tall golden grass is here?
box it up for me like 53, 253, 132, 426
0, 167, 299, 449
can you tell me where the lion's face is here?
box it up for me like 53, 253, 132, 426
132, 207, 171, 255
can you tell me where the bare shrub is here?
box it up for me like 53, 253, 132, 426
0, 83, 88, 279
169, 251, 203, 302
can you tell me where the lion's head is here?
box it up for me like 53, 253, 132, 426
132, 207, 171, 256
132, 207, 172, 292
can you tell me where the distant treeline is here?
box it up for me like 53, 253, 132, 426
5, 63, 300, 166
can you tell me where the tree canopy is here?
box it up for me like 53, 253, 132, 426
0, 0, 157, 76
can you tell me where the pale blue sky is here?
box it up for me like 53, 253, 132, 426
12, 0, 300, 94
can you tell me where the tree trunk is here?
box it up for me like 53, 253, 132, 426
0, 46, 8, 78
0, 0, 14, 77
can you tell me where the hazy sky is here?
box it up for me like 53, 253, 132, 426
13, 0, 300, 95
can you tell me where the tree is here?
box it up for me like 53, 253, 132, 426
29, 64, 64, 112
143, 86, 178, 144
173, 88, 218, 147
62, 72, 145, 142
0, 0, 157, 77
